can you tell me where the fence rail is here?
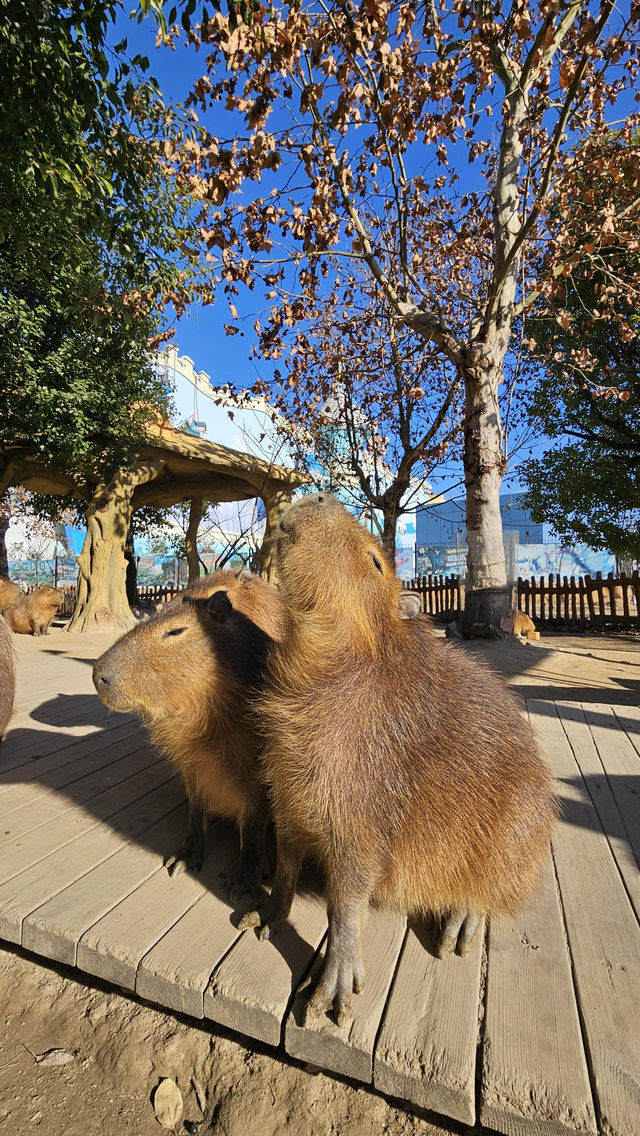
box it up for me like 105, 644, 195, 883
135, 584, 185, 606
518, 571, 640, 630
15, 571, 640, 631
404, 575, 462, 621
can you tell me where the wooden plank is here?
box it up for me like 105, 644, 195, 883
21, 806, 187, 966
374, 917, 483, 1126
556, 704, 640, 920
0, 715, 139, 779
77, 853, 211, 990
0, 773, 182, 944
0, 755, 171, 889
0, 740, 159, 839
528, 700, 640, 1136
580, 704, 640, 876
204, 885, 328, 1047
480, 855, 596, 1136
135, 823, 245, 1018
285, 906, 407, 1083
612, 703, 640, 759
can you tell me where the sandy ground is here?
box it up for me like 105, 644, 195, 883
1, 620, 639, 1135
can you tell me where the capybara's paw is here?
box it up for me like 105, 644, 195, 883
301, 951, 365, 1028
238, 893, 286, 940
436, 910, 481, 959
163, 848, 204, 877
221, 854, 266, 908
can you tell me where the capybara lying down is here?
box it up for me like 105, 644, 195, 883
3, 585, 62, 635
0, 615, 16, 742
0, 578, 23, 611
93, 568, 288, 898
242, 494, 557, 1025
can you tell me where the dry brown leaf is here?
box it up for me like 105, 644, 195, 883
153, 1078, 183, 1130
34, 1048, 75, 1067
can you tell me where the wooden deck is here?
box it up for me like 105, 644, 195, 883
1, 629, 638, 1136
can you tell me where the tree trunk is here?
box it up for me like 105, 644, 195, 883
69, 461, 164, 632
186, 496, 204, 584
0, 501, 9, 579
258, 486, 293, 581
124, 527, 137, 608
381, 506, 399, 566
461, 356, 509, 637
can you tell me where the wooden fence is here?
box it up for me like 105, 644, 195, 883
135, 584, 185, 606
404, 575, 462, 621
517, 571, 640, 630
30, 572, 640, 631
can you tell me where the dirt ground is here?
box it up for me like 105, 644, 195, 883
1, 623, 639, 1135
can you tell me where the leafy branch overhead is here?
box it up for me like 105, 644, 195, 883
168, 0, 638, 613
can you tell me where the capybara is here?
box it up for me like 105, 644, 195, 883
513, 608, 536, 637
0, 578, 22, 612
0, 615, 16, 741
92, 568, 289, 898
242, 494, 557, 1025
3, 585, 62, 635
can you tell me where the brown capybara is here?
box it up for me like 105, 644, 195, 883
242, 494, 557, 1025
3, 585, 62, 635
92, 568, 289, 899
0, 615, 16, 741
514, 609, 536, 637
0, 578, 23, 612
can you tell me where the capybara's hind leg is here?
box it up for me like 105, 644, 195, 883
164, 797, 208, 877
437, 909, 481, 959
239, 835, 301, 939
222, 801, 270, 905
303, 896, 366, 1027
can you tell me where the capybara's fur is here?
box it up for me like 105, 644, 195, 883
514, 609, 536, 637
0, 578, 22, 612
92, 568, 289, 892
0, 615, 16, 741
247, 494, 557, 1023
3, 585, 62, 635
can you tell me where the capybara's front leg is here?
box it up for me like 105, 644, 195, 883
222, 797, 270, 905
164, 796, 208, 877
303, 891, 367, 1028
437, 908, 481, 958
239, 834, 301, 939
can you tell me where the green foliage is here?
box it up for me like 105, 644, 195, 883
521, 236, 640, 559
0, 175, 173, 489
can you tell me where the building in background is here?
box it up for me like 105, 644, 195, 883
416, 492, 616, 580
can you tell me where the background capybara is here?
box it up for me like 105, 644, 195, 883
243, 494, 557, 1025
93, 568, 289, 897
3, 585, 62, 635
0, 578, 23, 611
0, 615, 16, 741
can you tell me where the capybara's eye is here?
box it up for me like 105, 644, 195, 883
163, 627, 187, 638
371, 554, 384, 574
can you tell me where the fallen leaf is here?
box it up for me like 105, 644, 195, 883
153, 1078, 183, 1130
34, 1048, 75, 1067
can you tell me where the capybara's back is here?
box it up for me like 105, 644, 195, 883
93, 568, 288, 884
250, 494, 557, 1021
4, 585, 62, 635
0, 615, 16, 741
0, 578, 22, 612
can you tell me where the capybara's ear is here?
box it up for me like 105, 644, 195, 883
207, 591, 233, 622
398, 592, 422, 620
182, 593, 195, 606
236, 567, 255, 589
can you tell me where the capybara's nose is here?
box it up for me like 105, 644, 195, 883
92, 662, 110, 691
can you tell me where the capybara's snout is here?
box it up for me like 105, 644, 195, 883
92, 654, 125, 710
